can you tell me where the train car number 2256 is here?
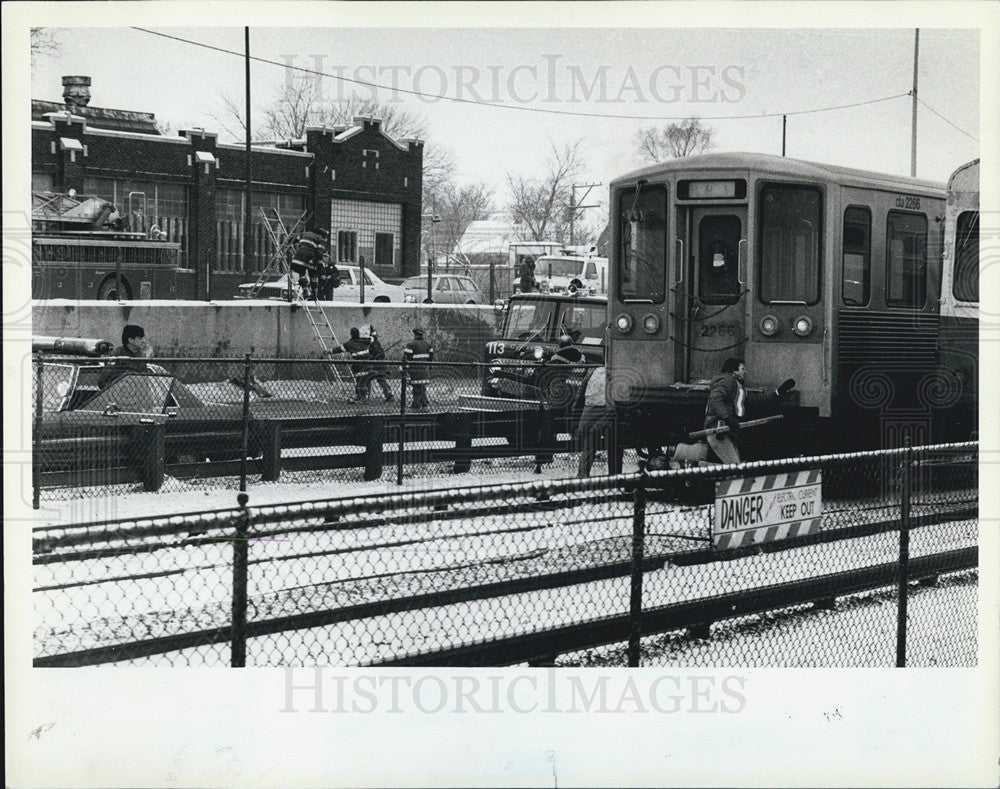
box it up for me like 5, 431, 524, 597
895, 195, 921, 210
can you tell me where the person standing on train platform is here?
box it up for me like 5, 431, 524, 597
403, 327, 434, 410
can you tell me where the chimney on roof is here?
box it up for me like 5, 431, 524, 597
62, 75, 92, 110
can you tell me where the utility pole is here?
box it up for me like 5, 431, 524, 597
911, 28, 919, 177
421, 210, 441, 302
243, 27, 253, 277
782, 115, 787, 157
568, 183, 600, 247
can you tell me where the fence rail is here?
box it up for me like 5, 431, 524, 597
33, 442, 978, 668
33, 354, 593, 503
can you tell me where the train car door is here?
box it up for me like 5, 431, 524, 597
684, 206, 747, 381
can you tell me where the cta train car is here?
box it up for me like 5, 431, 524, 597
607, 152, 949, 458
937, 159, 979, 441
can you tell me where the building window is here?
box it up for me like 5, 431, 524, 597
953, 210, 979, 303
375, 232, 394, 267
330, 199, 402, 271
214, 189, 305, 273
85, 176, 190, 268
886, 211, 927, 308
32, 173, 54, 193
757, 184, 821, 305
842, 206, 871, 306
338, 231, 358, 263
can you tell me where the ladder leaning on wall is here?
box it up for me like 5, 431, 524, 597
256, 208, 350, 388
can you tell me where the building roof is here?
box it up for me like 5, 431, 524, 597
31, 100, 161, 135
454, 220, 525, 255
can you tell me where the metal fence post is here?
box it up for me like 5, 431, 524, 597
896, 437, 913, 667
239, 354, 252, 493
232, 492, 250, 667
398, 359, 406, 485
627, 471, 648, 667
33, 353, 43, 510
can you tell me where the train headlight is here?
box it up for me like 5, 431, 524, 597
792, 316, 814, 337
759, 315, 779, 336
532, 346, 544, 360
616, 313, 634, 333
642, 314, 660, 334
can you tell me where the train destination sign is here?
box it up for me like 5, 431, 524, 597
712, 470, 823, 550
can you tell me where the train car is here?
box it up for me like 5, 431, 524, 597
936, 159, 979, 441
607, 152, 948, 458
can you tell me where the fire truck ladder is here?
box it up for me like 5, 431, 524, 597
254, 209, 351, 388
243, 208, 309, 299
299, 300, 352, 386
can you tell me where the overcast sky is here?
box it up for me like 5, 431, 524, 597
29, 22, 982, 224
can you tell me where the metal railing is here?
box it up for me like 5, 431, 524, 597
32, 442, 978, 668
33, 354, 594, 505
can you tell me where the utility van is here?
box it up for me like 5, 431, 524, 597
533, 246, 608, 295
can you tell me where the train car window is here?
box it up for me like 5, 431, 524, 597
698, 215, 742, 304
886, 211, 927, 308
954, 210, 979, 303
618, 184, 666, 302
842, 206, 871, 306
757, 185, 821, 304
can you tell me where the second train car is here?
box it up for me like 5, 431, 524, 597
606, 151, 955, 460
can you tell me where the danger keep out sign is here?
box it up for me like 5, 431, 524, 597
712, 470, 822, 550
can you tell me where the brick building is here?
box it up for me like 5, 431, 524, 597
31, 76, 424, 299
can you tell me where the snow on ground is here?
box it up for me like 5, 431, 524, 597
556, 570, 978, 667
34, 447, 640, 527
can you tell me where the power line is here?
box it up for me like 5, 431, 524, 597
132, 27, 912, 123
916, 97, 979, 142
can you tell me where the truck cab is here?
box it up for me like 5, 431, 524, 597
481, 292, 607, 403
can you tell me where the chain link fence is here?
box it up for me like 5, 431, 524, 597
33, 354, 594, 503
33, 443, 977, 668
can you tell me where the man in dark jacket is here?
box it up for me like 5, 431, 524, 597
98, 324, 151, 388
330, 327, 373, 402
366, 326, 394, 403
290, 228, 329, 298
402, 327, 434, 410
704, 357, 793, 464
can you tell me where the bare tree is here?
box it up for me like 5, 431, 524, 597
434, 182, 495, 255
636, 118, 715, 163
30, 28, 61, 64
209, 79, 455, 195
506, 140, 585, 242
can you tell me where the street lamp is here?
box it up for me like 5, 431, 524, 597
421, 211, 441, 303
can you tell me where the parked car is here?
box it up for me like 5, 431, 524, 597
237, 266, 406, 303
402, 274, 484, 304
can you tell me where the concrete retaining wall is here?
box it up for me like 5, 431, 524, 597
33, 300, 502, 363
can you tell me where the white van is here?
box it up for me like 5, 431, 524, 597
534, 248, 608, 296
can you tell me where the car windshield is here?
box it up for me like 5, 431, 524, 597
79, 373, 202, 412
540, 258, 583, 278
503, 301, 558, 341
556, 303, 606, 343
403, 276, 431, 288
